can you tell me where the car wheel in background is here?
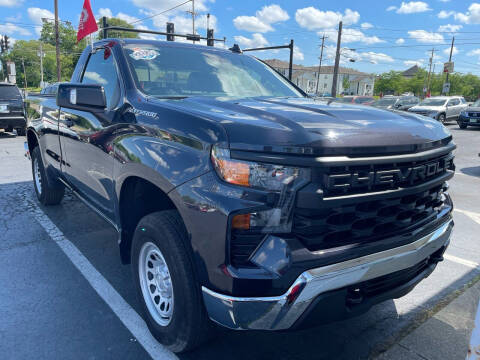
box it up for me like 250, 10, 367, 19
15, 127, 26, 136
31, 146, 65, 205
132, 210, 213, 353
438, 113, 446, 124
459, 122, 468, 129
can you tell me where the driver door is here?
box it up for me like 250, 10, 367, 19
59, 47, 122, 222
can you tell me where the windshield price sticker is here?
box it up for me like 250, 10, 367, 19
130, 48, 159, 61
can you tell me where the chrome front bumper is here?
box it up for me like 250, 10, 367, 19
202, 219, 453, 330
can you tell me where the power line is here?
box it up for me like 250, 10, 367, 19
129, 0, 192, 25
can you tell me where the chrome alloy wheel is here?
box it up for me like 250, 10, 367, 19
139, 242, 174, 326
33, 157, 42, 195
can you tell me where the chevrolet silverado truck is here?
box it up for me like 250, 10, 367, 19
25, 39, 455, 352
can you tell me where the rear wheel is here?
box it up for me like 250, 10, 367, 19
31, 146, 65, 205
132, 210, 213, 353
459, 122, 468, 129
438, 113, 446, 124
15, 127, 26, 136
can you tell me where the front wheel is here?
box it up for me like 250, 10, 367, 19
459, 122, 468, 129
31, 146, 65, 205
132, 210, 213, 353
438, 113, 446, 124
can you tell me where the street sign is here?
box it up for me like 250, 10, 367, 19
443, 82, 451, 93
444, 61, 454, 73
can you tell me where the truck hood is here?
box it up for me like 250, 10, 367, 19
159, 96, 452, 155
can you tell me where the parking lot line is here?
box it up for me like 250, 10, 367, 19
26, 199, 177, 360
454, 208, 480, 225
444, 254, 480, 269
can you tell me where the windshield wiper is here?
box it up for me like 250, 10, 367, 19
153, 95, 189, 100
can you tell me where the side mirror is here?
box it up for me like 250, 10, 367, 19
57, 83, 106, 112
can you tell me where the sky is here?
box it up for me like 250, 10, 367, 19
2, 0, 480, 75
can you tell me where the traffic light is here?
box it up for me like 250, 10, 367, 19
4, 36, 9, 51
0, 36, 4, 54
166, 22, 174, 41
207, 29, 214, 47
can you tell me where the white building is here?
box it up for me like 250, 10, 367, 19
264, 59, 375, 96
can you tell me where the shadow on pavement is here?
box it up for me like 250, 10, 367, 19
460, 166, 480, 178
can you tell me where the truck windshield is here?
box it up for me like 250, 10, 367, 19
419, 98, 447, 106
123, 43, 303, 99
0, 84, 21, 100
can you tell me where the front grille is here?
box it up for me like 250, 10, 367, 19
468, 112, 480, 118
293, 183, 449, 252
318, 151, 453, 197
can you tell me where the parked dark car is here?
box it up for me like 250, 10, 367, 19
40, 83, 61, 95
0, 83, 26, 135
371, 96, 419, 111
334, 95, 375, 105
25, 39, 455, 352
458, 99, 480, 129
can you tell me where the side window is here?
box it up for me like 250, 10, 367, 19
81, 48, 120, 109
449, 99, 460, 106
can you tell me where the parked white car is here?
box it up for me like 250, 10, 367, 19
407, 96, 468, 124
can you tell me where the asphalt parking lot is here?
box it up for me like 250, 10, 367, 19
0, 124, 479, 360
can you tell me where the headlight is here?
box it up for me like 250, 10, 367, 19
211, 146, 310, 192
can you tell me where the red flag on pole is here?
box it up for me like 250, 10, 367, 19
77, 0, 98, 43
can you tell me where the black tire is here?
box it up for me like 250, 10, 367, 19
459, 122, 468, 129
15, 127, 26, 136
132, 210, 213, 353
5, 126, 13, 133
31, 146, 65, 205
438, 113, 446, 124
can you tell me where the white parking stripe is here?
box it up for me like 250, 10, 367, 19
454, 208, 480, 225
27, 200, 177, 360
444, 254, 480, 269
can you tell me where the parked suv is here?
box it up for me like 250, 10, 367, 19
0, 83, 26, 135
458, 98, 480, 129
408, 96, 467, 123
25, 39, 455, 352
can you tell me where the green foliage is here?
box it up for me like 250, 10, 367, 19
97, 18, 139, 39
375, 68, 480, 100
342, 76, 350, 91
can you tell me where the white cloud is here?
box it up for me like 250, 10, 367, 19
27, 7, 55, 35
233, 4, 289, 33
234, 16, 273, 32
387, 6, 397, 11
396, 1, 431, 14
98, 8, 113, 18
404, 59, 424, 66
0, 23, 30, 36
396, 38, 405, 44
234, 33, 269, 48
443, 46, 458, 56
132, 0, 209, 13
467, 49, 480, 57
438, 24, 463, 32
439, 0, 450, 2
0, 0, 23, 7
362, 52, 395, 64
295, 8, 359, 30
408, 30, 445, 43
361, 22, 373, 29
293, 45, 304, 61
324, 28, 384, 44
116, 12, 141, 24
454, 3, 480, 24
438, 10, 455, 19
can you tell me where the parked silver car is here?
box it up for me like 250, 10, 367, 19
408, 96, 468, 124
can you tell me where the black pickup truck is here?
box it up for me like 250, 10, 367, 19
0, 83, 26, 135
25, 39, 455, 352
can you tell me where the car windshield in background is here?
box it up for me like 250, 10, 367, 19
373, 98, 397, 106
472, 99, 480, 107
419, 98, 446, 106
334, 97, 353, 103
123, 44, 303, 99
355, 97, 374, 104
0, 85, 21, 100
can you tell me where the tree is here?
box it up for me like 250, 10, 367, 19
97, 17, 139, 39
342, 76, 350, 93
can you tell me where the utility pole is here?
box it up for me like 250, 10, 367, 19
21, 58, 27, 90
426, 48, 436, 96
444, 36, 455, 95
315, 34, 326, 95
54, 0, 61, 81
331, 21, 342, 98
38, 42, 44, 87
